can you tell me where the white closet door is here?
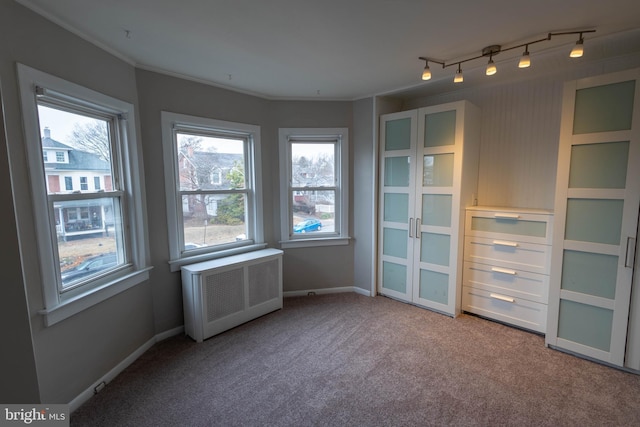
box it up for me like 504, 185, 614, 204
378, 110, 418, 303
546, 69, 640, 366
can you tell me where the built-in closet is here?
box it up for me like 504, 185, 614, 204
377, 101, 480, 316
546, 68, 640, 369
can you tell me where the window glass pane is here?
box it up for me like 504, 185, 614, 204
424, 110, 456, 147
569, 141, 629, 189
291, 190, 335, 234
291, 142, 335, 186
423, 153, 454, 187
37, 105, 113, 195
382, 261, 407, 293
383, 227, 408, 259
558, 299, 613, 351
573, 80, 635, 134
385, 117, 411, 151
421, 232, 450, 266
181, 194, 248, 249
470, 217, 546, 237
177, 133, 246, 191
561, 250, 618, 299
57, 197, 125, 289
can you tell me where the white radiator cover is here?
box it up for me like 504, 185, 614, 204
181, 248, 283, 342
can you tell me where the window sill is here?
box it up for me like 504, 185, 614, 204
38, 267, 152, 327
279, 236, 352, 249
168, 243, 268, 272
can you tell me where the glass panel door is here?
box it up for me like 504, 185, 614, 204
547, 73, 640, 367
378, 111, 417, 302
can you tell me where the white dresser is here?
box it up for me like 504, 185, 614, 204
462, 206, 553, 333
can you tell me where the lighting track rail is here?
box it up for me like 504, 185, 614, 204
419, 29, 595, 83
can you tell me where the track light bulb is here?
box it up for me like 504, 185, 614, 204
486, 57, 497, 76
570, 37, 584, 58
422, 63, 432, 81
454, 65, 463, 83
519, 47, 531, 68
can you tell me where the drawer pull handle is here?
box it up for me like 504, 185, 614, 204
494, 213, 520, 219
490, 293, 515, 303
492, 240, 518, 247
491, 267, 517, 275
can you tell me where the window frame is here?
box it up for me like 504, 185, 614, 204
17, 64, 150, 326
161, 111, 265, 271
278, 128, 350, 248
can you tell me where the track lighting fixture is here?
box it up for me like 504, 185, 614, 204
570, 34, 584, 58
418, 29, 594, 82
454, 64, 463, 83
518, 45, 531, 68
421, 59, 432, 81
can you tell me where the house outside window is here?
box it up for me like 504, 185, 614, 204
17, 64, 149, 326
94, 176, 101, 190
161, 111, 265, 271
279, 128, 350, 248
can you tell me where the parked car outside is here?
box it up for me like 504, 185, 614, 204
61, 252, 118, 284
293, 218, 322, 233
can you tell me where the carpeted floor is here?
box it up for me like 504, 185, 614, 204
71, 293, 640, 426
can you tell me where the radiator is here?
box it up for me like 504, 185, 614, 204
181, 248, 283, 342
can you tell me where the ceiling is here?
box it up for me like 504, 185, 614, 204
16, 0, 640, 100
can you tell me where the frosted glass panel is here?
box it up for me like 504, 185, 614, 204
558, 300, 613, 351
385, 118, 412, 151
471, 217, 546, 237
384, 193, 409, 223
384, 157, 410, 187
569, 141, 629, 189
383, 228, 408, 259
565, 199, 624, 245
424, 110, 456, 147
419, 269, 449, 304
561, 250, 618, 299
421, 232, 450, 266
422, 194, 452, 227
423, 153, 454, 187
382, 261, 407, 293
573, 80, 635, 134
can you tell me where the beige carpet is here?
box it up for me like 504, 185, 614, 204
71, 293, 640, 426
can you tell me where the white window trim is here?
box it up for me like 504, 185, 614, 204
278, 128, 350, 249
17, 64, 150, 326
161, 111, 265, 272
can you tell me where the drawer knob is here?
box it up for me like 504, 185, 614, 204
490, 293, 515, 303
491, 267, 517, 275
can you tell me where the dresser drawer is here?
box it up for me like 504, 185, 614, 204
464, 236, 551, 275
463, 261, 548, 303
465, 207, 553, 245
462, 286, 547, 333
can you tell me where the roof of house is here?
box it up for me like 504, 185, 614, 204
42, 135, 110, 172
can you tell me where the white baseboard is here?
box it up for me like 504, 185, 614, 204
284, 286, 372, 297
69, 326, 185, 412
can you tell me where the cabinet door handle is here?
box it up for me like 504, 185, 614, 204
625, 237, 636, 268
409, 218, 414, 238
415, 218, 421, 239
494, 213, 520, 219
491, 267, 517, 275
492, 240, 518, 247
490, 293, 515, 303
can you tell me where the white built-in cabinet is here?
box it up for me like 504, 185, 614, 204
378, 101, 480, 316
462, 206, 553, 333
546, 68, 640, 369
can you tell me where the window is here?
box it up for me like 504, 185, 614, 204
279, 128, 349, 248
43, 151, 48, 162
94, 176, 101, 190
161, 112, 264, 271
17, 64, 149, 326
